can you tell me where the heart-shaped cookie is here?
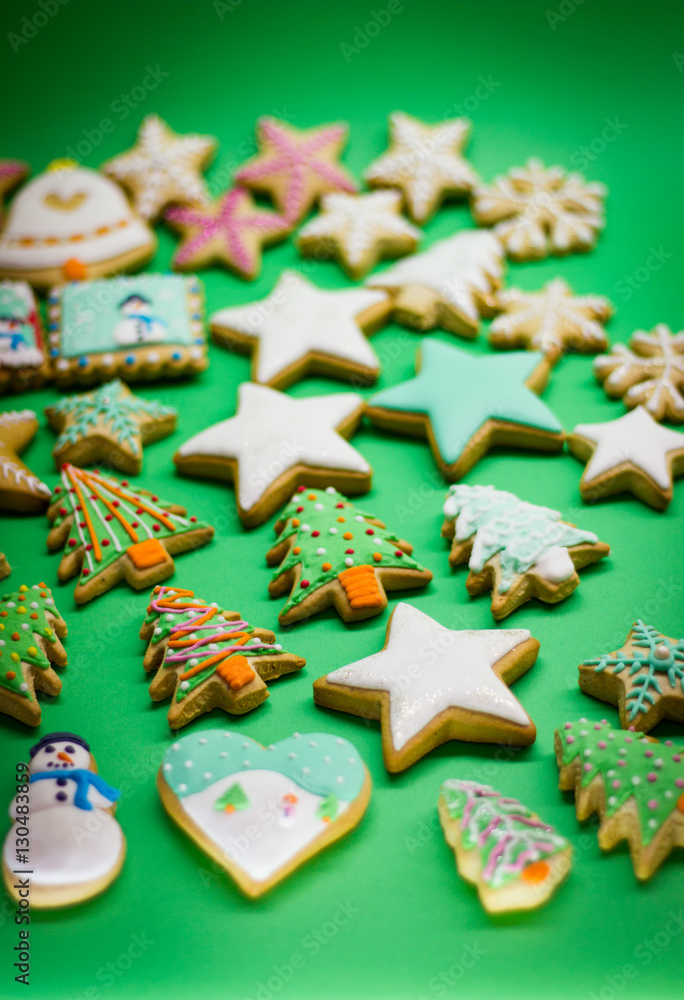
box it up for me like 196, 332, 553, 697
43, 191, 87, 212
158, 730, 371, 897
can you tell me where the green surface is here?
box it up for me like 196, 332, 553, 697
1, 1, 683, 998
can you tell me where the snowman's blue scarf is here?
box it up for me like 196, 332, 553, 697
30, 770, 121, 811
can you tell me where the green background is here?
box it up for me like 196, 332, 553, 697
1, 1, 683, 998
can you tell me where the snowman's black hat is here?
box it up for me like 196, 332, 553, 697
119, 293, 151, 307
29, 732, 90, 758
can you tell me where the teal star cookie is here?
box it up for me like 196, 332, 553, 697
366, 339, 563, 479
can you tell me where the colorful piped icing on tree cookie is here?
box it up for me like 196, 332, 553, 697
45, 380, 177, 476
46, 464, 214, 603
555, 719, 684, 880
0, 584, 67, 726
157, 729, 371, 897
140, 586, 305, 729
235, 117, 357, 224
438, 779, 571, 913
266, 486, 432, 625
442, 484, 609, 619
579, 622, 684, 732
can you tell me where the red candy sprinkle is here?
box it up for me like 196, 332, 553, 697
68, 539, 77, 547
136, 509, 143, 515
345, 548, 354, 554
366, 528, 374, 535
395, 550, 403, 557
102, 539, 110, 547
300, 580, 309, 588
153, 524, 161, 532
311, 530, 320, 537
79, 521, 86, 528
296, 486, 305, 493
131, 521, 139, 528
121, 481, 129, 487
58, 507, 67, 516
85, 544, 92, 551
54, 486, 62, 494
112, 500, 120, 508
82, 568, 90, 576
105, 514, 113, 521
190, 516, 197, 523
151, 495, 159, 502
335, 503, 344, 508
296, 506, 304, 513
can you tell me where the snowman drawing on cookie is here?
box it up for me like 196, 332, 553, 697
2, 732, 126, 908
113, 293, 167, 345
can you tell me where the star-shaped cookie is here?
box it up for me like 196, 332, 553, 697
366, 338, 563, 480
0, 410, 51, 513
314, 602, 538, 772
579, 621, 684, 732
45, 379, 177, 476
297, 190, 421, 280
490, 278, 614, 362
365, 230, 504, 338
363, 112, 479, 224
567, 406, 684, 510
235, 117, 357, 224
103, 114, 217, 221
210, 271, 391, 389
166, 187, 290, 280
174, 383, 371, 526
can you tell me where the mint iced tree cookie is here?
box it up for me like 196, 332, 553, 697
314, 603, 538, 772
140, 586, 305, 729
579, 622, 684, 732
366, 339, 563, 481
266, 487, 432, 625
0, 583, 67, 727
47, 464, 214, 603
555, 719, 684, 880
157, 729, 371, 898
442, 484, 609, 619
45, 380, 177, 476
438, 780, 572, 913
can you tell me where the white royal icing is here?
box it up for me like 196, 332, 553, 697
210, 270, 387, 384
326, 602, 532, 751
573, 405, 684, 490
177, 382, 370, 513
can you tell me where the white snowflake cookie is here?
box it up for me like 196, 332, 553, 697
593, 324, 684, 423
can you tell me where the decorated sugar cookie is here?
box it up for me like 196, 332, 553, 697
266, 487, 432, 626
103, 114, 217, 221
363, 112, 479, 224
0, 583, 67, 726
365, 339, 563, 481
0, 553, 9, 579
46, 464, 214, 603
579, 622, 684, 731
47, 273, 207, 386
593, 324, 684, 423
235, 117, 357, 224
314, 603, 538, 772
174, 382, 371, 527
0, 410, 51, 513
140, 586, 306, 729
438, 779, 571, 913
297, 191, 421, 280
0, 160, 29, 218
471, 158, 606, 260
568, 406, 684, 510
209, 271, 391, 389
0, 280, 50, 393
555, 719, 684, 880
158, 729, 371, 897
3, 732, 125, 908
166, 187, 290, 280
442, 484, 609, 619
365, 230, 503, 338
490, 279, 613, 362
46, 380, 177, 475
0, 161, 155, 288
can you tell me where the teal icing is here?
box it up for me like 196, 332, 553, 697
369, 340, 562, 464
162, 731, 366, 801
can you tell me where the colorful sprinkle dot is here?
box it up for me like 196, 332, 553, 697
300, 580, 309, 589
322, 562, 332, 572
647, 799, 658, 810
373, 553, 382, 562
293, 546, 301, 555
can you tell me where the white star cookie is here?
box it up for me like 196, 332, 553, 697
297, 190, 421, 280
366, 230, 504, 338
174, 383, 371, 526
209, 271, 392, 389
103, 114, 217, 221
567, 406, 684, 510
490, 278, 613, 362
314, 602, 538, 772
364, 112, 479, 224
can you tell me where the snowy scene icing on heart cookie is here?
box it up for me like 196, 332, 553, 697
158, 730, 370, 897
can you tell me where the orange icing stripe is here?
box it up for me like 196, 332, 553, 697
87, 472, 176, 531
170, 629, 249, 649
66, 466, 101, 562
80, 470, 139, 543
178, 633, 251, 680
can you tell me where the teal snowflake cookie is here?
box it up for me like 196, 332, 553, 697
579, 622, 684, 732
46, 380, 177, 475
438, 779, 571, 913
365, 338, 563, 480
555, 718, 684, 880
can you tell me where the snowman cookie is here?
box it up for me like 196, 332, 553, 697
3, 732, 125, 908
0, 280, 50, 394
0, 161, 155, 289
47, 273, 207, 386
158, 729, 370, 897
